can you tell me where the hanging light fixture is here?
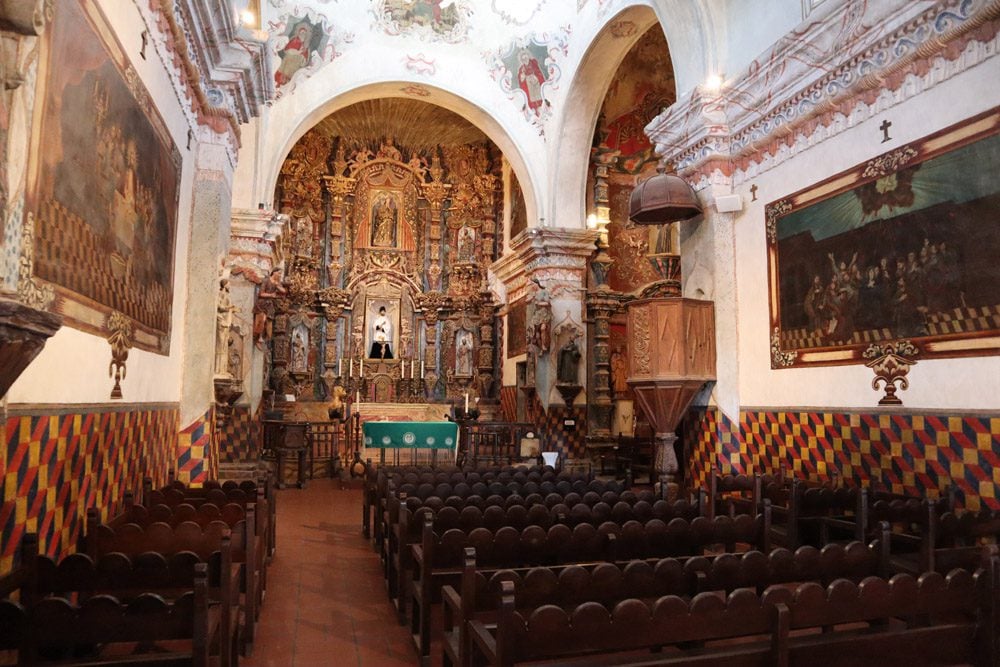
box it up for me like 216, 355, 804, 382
628, 166, 703, 224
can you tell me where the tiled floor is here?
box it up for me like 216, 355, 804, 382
243, 479, 419, 667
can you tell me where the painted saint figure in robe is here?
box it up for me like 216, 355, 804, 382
517, 50, 546, 116
456, 330, 473, 376
275, 22, 313, 87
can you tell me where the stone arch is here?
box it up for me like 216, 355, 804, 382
259, 82, 542, 236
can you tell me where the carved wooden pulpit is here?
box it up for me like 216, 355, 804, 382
627, 298, 715, 496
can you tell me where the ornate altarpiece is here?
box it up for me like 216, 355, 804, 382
271, 130, 502, 405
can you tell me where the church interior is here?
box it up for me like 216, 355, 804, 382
1, 0, 1000, 664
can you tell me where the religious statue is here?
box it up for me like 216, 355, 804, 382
371, 195, 397, 247
328, 377, 347, 420
215, 278, 238, 375
291, 331, 307, 372
456, 330, 473, 376
369, 306, 394, 358
253, 267, 287, 346
517, 49, 547, 117
557, 332, 582, 384
610, 345, 629, 395
457, 226, 475, 263
527, 278, 551, 353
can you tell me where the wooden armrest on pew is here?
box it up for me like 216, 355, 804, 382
468, 620, 499, 666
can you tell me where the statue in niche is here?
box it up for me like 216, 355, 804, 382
557, 330, 582, 384
527, 278, 551, 353
369, 306, 394, 359
291, 330, 307, 372
253, 267, 287, 346
457, 226, 475, 263
227, 327, 243, 380
370, 193, 398, 247
455, 330, 473, 376
610, 345, 629, 395
215, 278, 238, 375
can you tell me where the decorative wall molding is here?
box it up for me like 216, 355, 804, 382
133, 0, 273, 161
647, 0, 1000, 187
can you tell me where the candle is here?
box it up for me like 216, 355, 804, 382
349, 358, 353, 378
420, 360, 425, 379
464, 392, 469, 413
360, 357, 364, 377
411, 361, 416, 379
355, 390, 361, 403
338, 357, 342, 376
401, 360, 406, 377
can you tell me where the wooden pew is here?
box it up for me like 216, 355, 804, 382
0, 562, 215, 666
468, 560, 997, 666
1, 533, 240, 667
83, 507, 259, 656
408, 510, 772, 658
439, 539, 891, 667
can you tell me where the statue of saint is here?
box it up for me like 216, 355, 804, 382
215, 278, 238, 375
369, 306, 394, 359
456, 331, 473, 376
291, 331, 307, 372
557, 333, 582, 384
371, 197, 397, 247
253, 267, 287, 346
610, 346, 629, 395
329, 377, 347, 420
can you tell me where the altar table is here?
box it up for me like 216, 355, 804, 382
362, 421, 458, 465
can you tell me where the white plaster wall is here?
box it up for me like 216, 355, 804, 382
732, 57, 1000, 411
6, 0, 198, 405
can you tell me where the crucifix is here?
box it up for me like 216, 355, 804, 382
750, 184, 758, 202
879, 119, 892, 143
140, 30, 148, 60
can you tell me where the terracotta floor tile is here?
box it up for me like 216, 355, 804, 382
242, 480, 418, 667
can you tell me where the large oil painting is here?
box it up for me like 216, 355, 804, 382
767, 108, 1000, 368
29, 0, 180, 353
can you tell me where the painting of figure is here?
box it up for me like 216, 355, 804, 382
274, 15, 330, 88
516, 49, 546, 117
30, 0, 180, 351
377, 0, 471, 42
768, 108, 1000, 368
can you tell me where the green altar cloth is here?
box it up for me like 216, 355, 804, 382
362, 421, 458, 450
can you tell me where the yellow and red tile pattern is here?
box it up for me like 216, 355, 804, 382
684, 407, 1000, 511
1, 407, 178, 574
177, 407, 215, 486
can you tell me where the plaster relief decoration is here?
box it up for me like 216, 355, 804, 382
29, 0, 179, 353
864, 340, 918, 406
767, 108, 1000, 370
107, 310, 133, 399
485, 29, 569, 134
270, 9, 350, 95
373, 0, 473, 43
404, 53, 436, 76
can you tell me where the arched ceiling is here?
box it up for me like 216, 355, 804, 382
312, 98, 489, 151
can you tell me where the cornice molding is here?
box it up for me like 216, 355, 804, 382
647, 0, 1000, 186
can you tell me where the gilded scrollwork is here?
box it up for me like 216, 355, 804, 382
107, 311, 134, 399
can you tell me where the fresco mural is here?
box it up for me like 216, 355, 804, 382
374, 0, 473, 43
29, 0, 180, 352
486, 30, 569, 134
269, 10, 350, 95
768, 107, 1000, 368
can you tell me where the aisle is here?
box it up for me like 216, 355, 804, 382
243, 479, 417, 667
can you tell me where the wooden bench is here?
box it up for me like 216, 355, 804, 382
82, 508, 259, 656
0, 562, 216, 666
468, 559, 998, 666
439, 538, 892, 667
409, 510, 772, 660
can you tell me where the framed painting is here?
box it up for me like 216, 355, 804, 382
766, 108, 1000, 368
28, 0, 180, 353
507, 299, 527, 358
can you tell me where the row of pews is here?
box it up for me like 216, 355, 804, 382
0, 473, 277, 666
367, 462, 1000, 666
